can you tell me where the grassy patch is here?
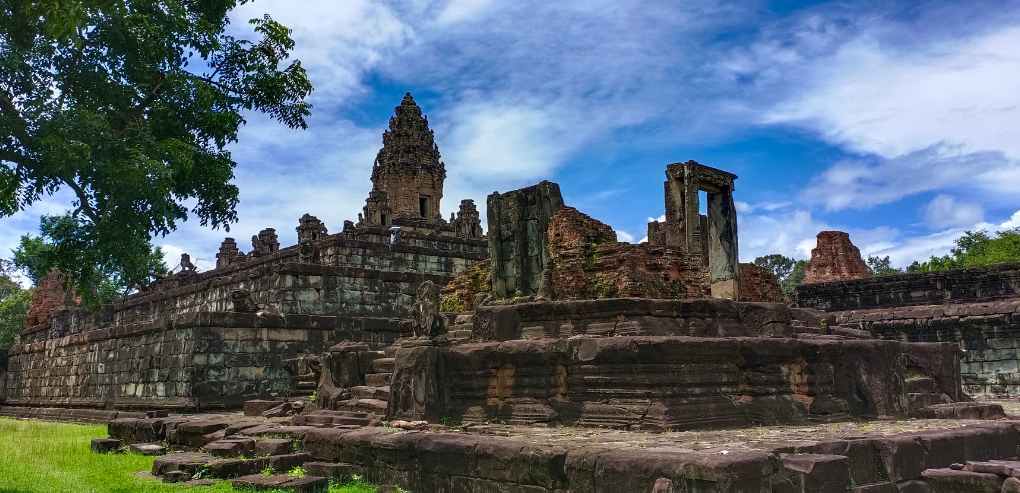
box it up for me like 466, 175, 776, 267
0, 417, 376, 493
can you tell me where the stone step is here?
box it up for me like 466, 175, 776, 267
370, 357, 395, 372
454, 314, 473, 325
293, 410, 372, 427
154, 452, 310, 480
449, 329, 473, 341
366, 372, 391, 387
203, 438, 255, 458
907, 392, 951, 414
296, 381, 318, 390
355, 398, 388, 413
905, 376, 936, 394
351, 385, 390, 400
231, 474, 328, 492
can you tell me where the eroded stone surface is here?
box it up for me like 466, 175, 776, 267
802, 231, 872, 285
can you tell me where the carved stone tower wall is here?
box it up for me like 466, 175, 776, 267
361, 93, 446, 226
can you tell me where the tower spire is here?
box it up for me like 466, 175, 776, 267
372, 92, 445, 179
361, 93, 447, 226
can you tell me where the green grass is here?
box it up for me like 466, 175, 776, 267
0, 418, 376, 493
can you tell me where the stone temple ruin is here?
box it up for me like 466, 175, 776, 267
4, 93, 1020, 492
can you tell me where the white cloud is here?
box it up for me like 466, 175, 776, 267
229, 0, 413, 106
766, 26, 1020, 160
800, 145, 1020, 211
923, 195, 984, 229
435, 0, 495, 25
762, 21, 1020, 211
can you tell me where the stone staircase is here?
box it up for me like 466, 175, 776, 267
447, 312, 474, 342
294, 345, 397, 428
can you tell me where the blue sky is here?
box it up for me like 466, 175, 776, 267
4, 0, 1020, 273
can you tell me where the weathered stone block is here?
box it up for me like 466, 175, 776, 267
91, 438, 122, 454
921, 468, 1001, 493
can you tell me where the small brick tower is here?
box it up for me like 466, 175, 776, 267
360, 93, 446, 226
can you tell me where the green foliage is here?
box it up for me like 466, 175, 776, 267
439, 293, 465, 313
0, 285, 31, 349
866, 255, 901, 276
13, 214, 169, 305
753, 254, 807, 297
753, 254, 797, 283
287, 466, 305, 478
0, 417, 379, 492
908, 228, 1020, 273
0, 0, 312, 301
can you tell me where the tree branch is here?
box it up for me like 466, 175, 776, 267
58, 176, 99, 223
0, 90, 34, 148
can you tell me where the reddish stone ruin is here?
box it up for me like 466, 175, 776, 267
546, 207, 709, 300
803, 230, 872, 284
24, 269, 76, 329
737, 263, 785, 303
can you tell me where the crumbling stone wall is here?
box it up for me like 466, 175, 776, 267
470, 298, 824, 341
5, 313, 336, 409
798, 263, 1020, 396
389, 335, 962, 429
24, 269, 75, 330
738, 263, 785, 303
803, 231, 872, 285
9, 221, 487, 408
797, 262, 1020, 311
833, 300, 1020, 396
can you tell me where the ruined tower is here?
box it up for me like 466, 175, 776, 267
361, 93, 446, 226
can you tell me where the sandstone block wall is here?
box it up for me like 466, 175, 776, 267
471, 298, 825, 341
798, 263, 1020, 396
796, 263, 1020, 311
4, 313, 336, 409
388, 335, 962, 429
834, 300, 1020, 396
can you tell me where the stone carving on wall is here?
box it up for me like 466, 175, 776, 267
230, 289, 259, 313
412, 280, 445, 338
298, 240, 320, 264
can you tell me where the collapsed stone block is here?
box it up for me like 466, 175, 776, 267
774, 453, 850, 492
90, 438, 122, 454
921, 468, 1002, 493
231, 474, 328, 493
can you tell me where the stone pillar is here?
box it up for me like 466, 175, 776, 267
708, 188, 739, 299
386, 341, 448, 421
487, 181, 564, 298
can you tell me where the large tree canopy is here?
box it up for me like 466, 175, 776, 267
909, 228, 1020, 273
1, 0, 312, 297
14, 214, 169, 305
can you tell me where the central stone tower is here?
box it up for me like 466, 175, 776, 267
360, 93, 446, 226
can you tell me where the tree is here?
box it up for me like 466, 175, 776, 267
0, 259, 30, 349
14, 214, 168, 305
753, 254, 797, 283
753, 254, 807, 297
908, 228, 1020, 272
1, 1, 312, 299
866, 255, 901, 276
